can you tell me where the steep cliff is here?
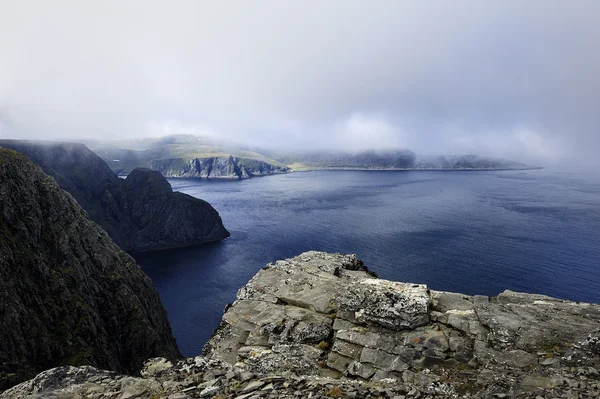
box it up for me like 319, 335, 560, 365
0, 149, 180, 390
6, 252, 600, 398
85, 135, 291, 179
0, 140, 230, 252
150, 156, 290, 179
121, 168, 231, 251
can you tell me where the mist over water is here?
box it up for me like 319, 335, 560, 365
2, 2, 600, 167
136, 169, 600, 356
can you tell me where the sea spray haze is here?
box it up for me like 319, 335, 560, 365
1, 1, 599, 168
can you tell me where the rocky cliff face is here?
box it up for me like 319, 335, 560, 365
150, 156, 290, 179
0, 140, 230, 252
6, 252, 600, 398
0, 149, 180, 391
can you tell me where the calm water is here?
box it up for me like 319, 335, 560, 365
135, 170, 600, 356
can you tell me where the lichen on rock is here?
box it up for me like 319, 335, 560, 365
3, 251, 600, 398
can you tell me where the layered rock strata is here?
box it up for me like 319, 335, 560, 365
3, 252, 600, 398
150, 156, 290, 179
205, 252, 600, 397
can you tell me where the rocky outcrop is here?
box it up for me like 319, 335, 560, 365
6, 251, 600, 398
0, 149, 180, 391
150, 156, 290, 179
204, 252, 600, 397
119, 168, 230, 251
0, 140, 230, 252
1, 358, 431, 399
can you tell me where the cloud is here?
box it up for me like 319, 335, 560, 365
442, 127, 566, 165
0, 0, 599, 166
145, 121, 220, 140
334, 114, 407, 152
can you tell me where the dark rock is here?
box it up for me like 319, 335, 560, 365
0, 149, 180, 390
0, 140, 230, 252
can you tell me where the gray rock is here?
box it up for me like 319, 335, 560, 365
331, 340, 363, 359
242, 380, 266, 393
326, 352, 354, 373
346, 361, 376, 379
339, 280, 430, 330
199, 386, 220, 397
3, 251, 600, 398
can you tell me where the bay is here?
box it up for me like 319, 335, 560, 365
136, 169, 600, 356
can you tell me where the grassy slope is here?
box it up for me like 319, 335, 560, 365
89, 143, 286, 174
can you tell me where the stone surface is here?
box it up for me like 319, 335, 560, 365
3, 251, 600, 398
203, 251, 600, 397
0, 149, 180, 390
0, 140, 230, 252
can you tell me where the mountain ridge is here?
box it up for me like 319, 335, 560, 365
0, 140, 230, 252
84, 135, 539, 178
0, 148, 180, 390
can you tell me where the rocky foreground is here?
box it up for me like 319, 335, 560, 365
3, 252, 600, 398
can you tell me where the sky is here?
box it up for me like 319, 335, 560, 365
1, 1, 599, 166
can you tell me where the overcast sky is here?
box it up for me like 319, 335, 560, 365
1, 1, 599, 165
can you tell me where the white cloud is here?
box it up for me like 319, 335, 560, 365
335, 114, 407, 152
0, 0, 599, 165
443, 127, 566, 164
145, 121, 220, 140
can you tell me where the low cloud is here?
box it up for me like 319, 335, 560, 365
334, 114, 407, 152
0, 0, 599, 166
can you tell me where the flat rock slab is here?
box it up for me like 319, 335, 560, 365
205, 251, 600, 395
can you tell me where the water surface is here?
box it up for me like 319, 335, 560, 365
136, 169, 600, 356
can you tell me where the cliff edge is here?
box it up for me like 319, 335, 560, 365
0, 149, 180, 390
0, 140, 230, 252
150, 156, 290, 180
5, 252, 599, 398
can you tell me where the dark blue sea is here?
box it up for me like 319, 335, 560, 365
135, 169, 600, 357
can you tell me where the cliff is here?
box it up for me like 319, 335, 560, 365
283, 151, 536, 171
0, 140, 230, 252
85, 135, 291, 179
5, 252, 599, 398
0, 149, 180, 391
150, 156, 290, 180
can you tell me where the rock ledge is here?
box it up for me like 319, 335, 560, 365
4, 252, 600, 398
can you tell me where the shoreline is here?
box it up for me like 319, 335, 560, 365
288, 166, 544, 172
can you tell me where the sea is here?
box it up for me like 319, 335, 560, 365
135, 169, 600, 356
